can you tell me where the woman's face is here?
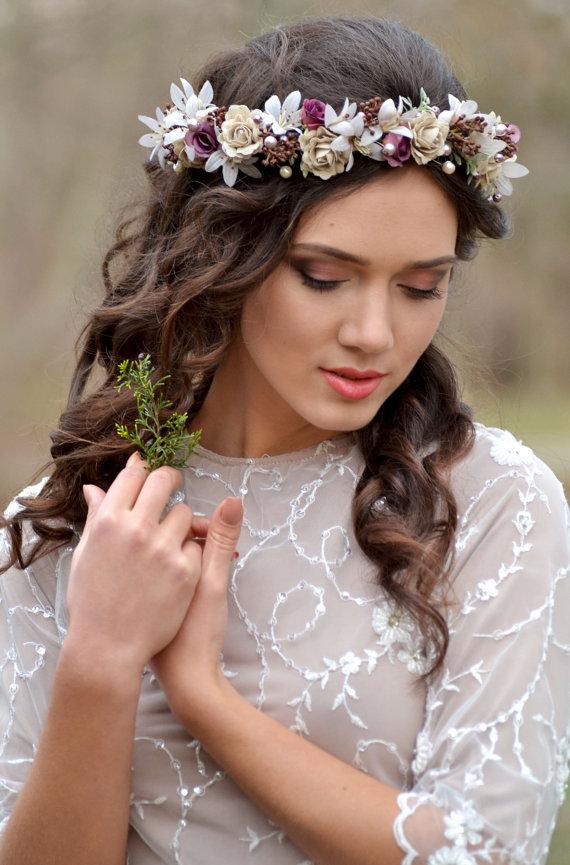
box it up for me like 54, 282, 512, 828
197, 164, 458, 455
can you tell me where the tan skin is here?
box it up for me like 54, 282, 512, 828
69, 163, 458, 865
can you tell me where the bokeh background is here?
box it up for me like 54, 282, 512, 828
1, 0, 569, 858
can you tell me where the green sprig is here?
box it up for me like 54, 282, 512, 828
114, 353, 202, 471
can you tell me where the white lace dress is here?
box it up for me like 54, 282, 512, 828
1, 422, 569, 865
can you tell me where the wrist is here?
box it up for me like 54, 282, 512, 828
175, 673, 238, 734
58, 635, 145, 698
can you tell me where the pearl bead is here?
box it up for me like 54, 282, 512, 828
494, 153, 505, 163
442, 160, 456, 174
432, 106, 440, 116
279, 165, 293, 178
496, 123, 507, 135
492, 193, 503, 202
442, 143, 452, 156
264, 135, 277, 148
382, 142, 396, 156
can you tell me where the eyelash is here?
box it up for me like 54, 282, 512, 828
298, 271, 444, 300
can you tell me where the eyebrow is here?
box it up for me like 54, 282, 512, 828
290, 242, 458, 269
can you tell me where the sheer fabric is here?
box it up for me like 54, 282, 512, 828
1, 423, 569, 864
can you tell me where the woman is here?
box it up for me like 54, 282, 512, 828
1, 14, 568, 865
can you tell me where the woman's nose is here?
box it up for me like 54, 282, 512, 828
337, 290, 395, 354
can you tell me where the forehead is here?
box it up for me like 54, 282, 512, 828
293, 166, 458, 265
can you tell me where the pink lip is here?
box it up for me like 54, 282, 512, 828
326, 366, 384, 379
320, 368, 385, 400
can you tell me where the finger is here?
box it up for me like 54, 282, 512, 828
159, 501, 194, 546
98, 451, 150, 514
81, 484, 106, 543
188, 515, 210, 536
200, 497, 243, 583
132, 464, 185, 524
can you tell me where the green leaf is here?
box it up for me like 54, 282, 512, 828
113, 355, 202, 470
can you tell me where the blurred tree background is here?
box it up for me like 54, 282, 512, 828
1, 0, 569, 859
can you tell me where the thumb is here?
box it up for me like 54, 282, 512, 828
81, 484, 106, 537
200, 496, 243, 580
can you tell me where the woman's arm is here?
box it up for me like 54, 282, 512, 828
187, 677, 404, 865
0, 639, 142, 865
173, 442, 570, 865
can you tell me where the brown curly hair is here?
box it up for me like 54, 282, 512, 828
0, 15, 511, 687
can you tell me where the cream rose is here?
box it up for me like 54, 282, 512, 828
299, 126, 350, 180
219, 105, 263, 162
408, 112, 450, 164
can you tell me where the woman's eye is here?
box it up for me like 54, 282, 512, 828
297, 267, 444, 300
298, 270, 345, 292
401, 285, 444, 300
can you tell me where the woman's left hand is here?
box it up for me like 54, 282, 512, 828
148, 495, 243, 729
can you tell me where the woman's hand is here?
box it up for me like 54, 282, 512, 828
147, 494, 243, 728
66, 450, 204, 677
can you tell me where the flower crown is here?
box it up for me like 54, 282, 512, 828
138, 78, 529, 201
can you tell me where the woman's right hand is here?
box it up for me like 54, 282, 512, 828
65, 450, 202, 676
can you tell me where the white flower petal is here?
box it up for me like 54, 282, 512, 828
264, 94, 282, 119
139, 133, 160, 148
170, 82, 187, 114
222, 161, 238, 186
378, 98, 398, 121
179, 77, 195, 99
390, 125, 414, 139
496, 174, 514, 196
238, 161, 262, 179
163, 128, 187, 145
360, 128, 382, 145
350, 114, 365, 136
501, 160, 529, 178
330, 135, 350, 152
437, 109, 454, 126
330, 120, 356, 136
324, 103, 337, 127
197, 79, 213, 106
367, 142, 385, 161
282, 90, 301, 113
138, 114, 161, 133
163, 110, 187, 128
204, 150, 224, 171
447, 94, 462, 112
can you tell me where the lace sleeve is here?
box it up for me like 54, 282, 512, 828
0, 492, 65, 834
392, 445, 570, 865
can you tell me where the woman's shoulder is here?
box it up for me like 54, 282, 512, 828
448, 420, 568, 518
1, 476, 74, 617
443, 421, 569, 616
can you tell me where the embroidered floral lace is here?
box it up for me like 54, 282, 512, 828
1, 423, 569, 864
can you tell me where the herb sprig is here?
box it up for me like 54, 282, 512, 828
114, 353, 202, 471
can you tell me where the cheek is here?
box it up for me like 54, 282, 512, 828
396, 301, 446, 358
241, 282, 322, 357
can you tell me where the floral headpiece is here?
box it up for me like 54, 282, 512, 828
138, 78, 529, 201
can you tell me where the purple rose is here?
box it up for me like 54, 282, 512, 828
382, 131, 411, 167
185, 120, 219, 159
301, 98, 326, 129
505, 123, 521, 144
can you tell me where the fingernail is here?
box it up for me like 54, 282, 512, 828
126, 451, 139, 467
221, 497, 243, 526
